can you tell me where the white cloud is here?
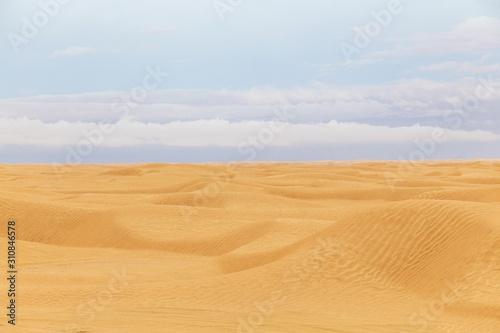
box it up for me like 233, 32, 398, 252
367, 17, 500, 57
3, 76, 499, 128
340, 58, 382, 68
419, 57, 500, 75
308, 63, 334, 77
0, 117, 499, 148
51, 46, 96, 57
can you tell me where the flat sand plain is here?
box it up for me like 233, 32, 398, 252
0, 161, 499, 332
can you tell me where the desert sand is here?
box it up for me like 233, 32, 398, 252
0, 160, 499, 332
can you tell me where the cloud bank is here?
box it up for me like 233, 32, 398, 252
0, 117, 499, 149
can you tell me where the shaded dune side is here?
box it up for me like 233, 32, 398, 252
216, 224, 336, 274
100, 167, 145, 176
154, 220, 277, 256
0, 196, 277, 256
412, 186, 500, 202
262, 185, 430, 201
141, 191, 328, 209
52, 177, 236, 195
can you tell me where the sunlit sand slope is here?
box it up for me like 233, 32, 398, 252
0, 161, 499, 332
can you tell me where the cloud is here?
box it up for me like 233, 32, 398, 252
51, 46, 96, 57
0, 117, 499, 149
367, 17, 500, 57
308, 58, 382, 74
340, 58, 382, 68
419, 56, 500, 76
2, 76, 499, 131
308, 63, 334, 77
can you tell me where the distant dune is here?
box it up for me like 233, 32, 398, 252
0, 161, 499, 332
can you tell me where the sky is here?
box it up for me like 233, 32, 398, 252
0, 0, 499, 163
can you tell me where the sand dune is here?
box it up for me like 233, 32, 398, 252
0, 161, 499, 332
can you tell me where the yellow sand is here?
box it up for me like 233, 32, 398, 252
0, 161, 499, 332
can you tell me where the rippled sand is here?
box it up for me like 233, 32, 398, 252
0, 161, 499, 332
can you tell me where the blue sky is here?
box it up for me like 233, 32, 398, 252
0, 0, 499, 163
